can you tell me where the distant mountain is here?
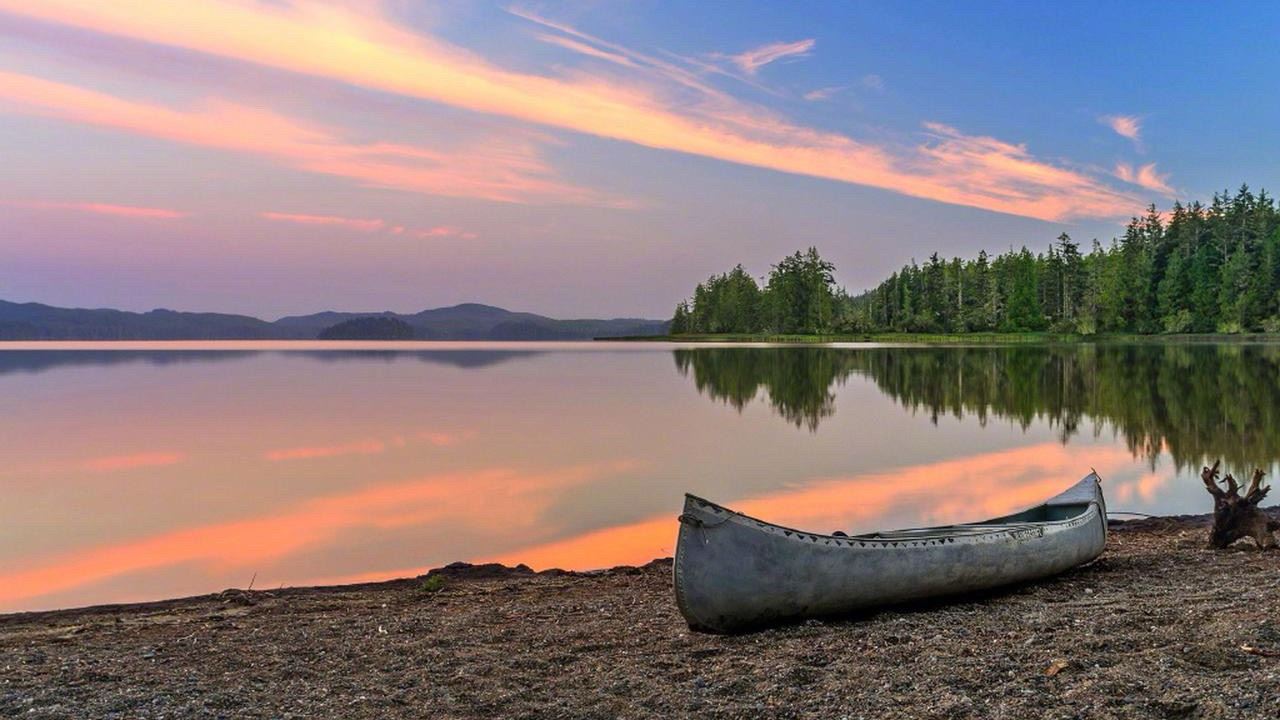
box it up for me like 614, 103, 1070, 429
275, 302, 666, 340
318, 317, 415, 340
0, 300, 280, 340
0, 299, 667, 340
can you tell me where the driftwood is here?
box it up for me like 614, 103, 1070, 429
1200, 461, 1279, 548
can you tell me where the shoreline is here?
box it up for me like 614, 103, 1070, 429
6, 513, 1280, 718
605, 332, 1280, 345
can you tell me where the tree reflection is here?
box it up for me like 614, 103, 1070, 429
674, 344, 1280, 468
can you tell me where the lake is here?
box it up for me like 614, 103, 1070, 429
2, 340, 1276, 612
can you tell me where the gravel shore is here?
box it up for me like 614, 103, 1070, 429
3, 515, 1279, 719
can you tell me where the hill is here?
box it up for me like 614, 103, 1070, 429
0, 300, 666, 340
317, 317, 416, 340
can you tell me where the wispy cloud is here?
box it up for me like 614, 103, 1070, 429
82, 451, 186, 472
260, 211, 478, 239
1114, 162, 1174, 195
727, 39, 815, 75
0, 71, 619, 207
804, 74, 879, 102
415, 226, 478, 240
261, 212, 385, 232
802, 86, 841, 102
1100, 114, 1142, 143
0, 1, 1149, 221
6, 200, 186, 219
535, 33, 638, 68
265, 439, 387, 462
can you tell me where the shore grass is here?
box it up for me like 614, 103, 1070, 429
603, 332, 1280, 345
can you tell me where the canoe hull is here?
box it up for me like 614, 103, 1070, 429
674, 474, 1106, 633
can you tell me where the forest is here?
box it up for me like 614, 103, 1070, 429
670, 186, 1280, 335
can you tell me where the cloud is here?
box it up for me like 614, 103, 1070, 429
418, 430, 469, 445
1100, 114, 1141, 142
265, 439, 387, 462
0, 1, 1150, 220
802, 86, 841, 102
415, 226, 478, 240
260, 212, 385, 232
1114, 162, 1174, 195
0, 71, 619, 207
6, 200, 186, 219
860, 74, 884, 91
260, 211, 478, 239
535, 33, 638, 68
82, 452, 186, 472
728, 39, 815, 75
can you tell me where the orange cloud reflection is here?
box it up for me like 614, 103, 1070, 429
485, 443, 1139, 571
0, 461, 638, 609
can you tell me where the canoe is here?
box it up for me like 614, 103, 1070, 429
674, 473, 1107, 633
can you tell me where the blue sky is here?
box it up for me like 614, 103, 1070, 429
0, 1, 1275, 317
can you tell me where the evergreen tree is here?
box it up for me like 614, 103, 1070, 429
671, 186, 1280, 337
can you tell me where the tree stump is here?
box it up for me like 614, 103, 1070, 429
1201, 460, 1279, 549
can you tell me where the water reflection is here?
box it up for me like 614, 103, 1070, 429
676, 344, 1280, 469
674, 347, 850, 431
1, 342, 1268, 612
0, 348, 544, 375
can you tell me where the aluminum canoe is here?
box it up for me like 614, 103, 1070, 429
674, 473, 1107, 633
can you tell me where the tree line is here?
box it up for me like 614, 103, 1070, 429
670, 247, 849, 335
670, 185, 1280, 335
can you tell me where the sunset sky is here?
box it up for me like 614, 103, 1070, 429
0, 1, 1274, 318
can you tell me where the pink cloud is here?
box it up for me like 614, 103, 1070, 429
1114, 162, 1174, 195
1101, 114, 1141, 142
82, 452, 186, 472
415, 226, 478, 240
802, 86, 840, 102
728, 39, 815, 75
0, 1, 1150, 220
418, 430, 471, 446
0, 71, 620, 207
535, 33, 638, 68
6, 200, 186, 219
260, 211, 384, 232
259, 211, 477, 239
265, 439, 387, 462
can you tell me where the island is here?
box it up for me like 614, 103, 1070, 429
317, 316, 416, 340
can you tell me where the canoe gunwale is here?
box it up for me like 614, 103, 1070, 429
680, 480, 1101, 548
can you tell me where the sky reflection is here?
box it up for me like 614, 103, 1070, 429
0, 342, 1239, 612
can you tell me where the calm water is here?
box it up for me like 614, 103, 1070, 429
3, 341, 1277, 612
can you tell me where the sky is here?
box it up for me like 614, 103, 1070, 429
0, 1, 1276, 319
